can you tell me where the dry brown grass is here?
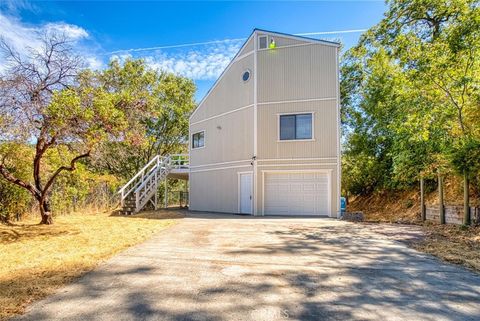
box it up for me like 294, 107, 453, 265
348, 176, 480, 224
0, 209, 183, 321
348, 190, 422, 223
414, 223, 480, 272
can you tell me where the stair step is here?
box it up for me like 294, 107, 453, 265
119, 153, 189, 214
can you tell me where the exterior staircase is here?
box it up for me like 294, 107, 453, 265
118, 154, 189, 214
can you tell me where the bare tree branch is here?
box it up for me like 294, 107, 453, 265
0, 163, 41, 198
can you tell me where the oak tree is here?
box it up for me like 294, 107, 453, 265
0, 34, 131, 224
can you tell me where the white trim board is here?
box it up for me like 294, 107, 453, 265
190, 96, 335, 128
257, 163, 337, 167
258, 97, 336, 106
253, 31, 258, 216
261, 169, 334, 173
190, 104, 253, 126
335, 46, 341, 218
236, 50, 254, 62
189, 159, 251, 169
277, 139, 316, 143
258, 157, 337, 162
190, 164, 252, 173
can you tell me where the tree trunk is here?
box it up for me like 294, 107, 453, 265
438, 173, 445, 224
39, 200, 53, 225
464, 171, 470, 225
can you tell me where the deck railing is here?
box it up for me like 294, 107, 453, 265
118, 153, 189, 212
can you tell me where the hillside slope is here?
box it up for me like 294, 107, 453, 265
348, 177, 479, 223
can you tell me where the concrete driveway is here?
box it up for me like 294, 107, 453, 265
16, 213, 480, 321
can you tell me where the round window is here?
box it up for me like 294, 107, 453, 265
242, 70, 251, 82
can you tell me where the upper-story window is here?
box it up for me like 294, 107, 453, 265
259, 36, 268, 49
192, 131, 205, 149
279, 113, 313, 141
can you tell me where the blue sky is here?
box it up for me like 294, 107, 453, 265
0, 1, 386, 100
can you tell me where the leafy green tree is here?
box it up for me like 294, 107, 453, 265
89, 59, 196, 179
341, 0, 479, 197
0, 34, 143, 224
0, 143, 33, 223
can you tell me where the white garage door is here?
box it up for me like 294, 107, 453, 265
264, 171, 330, 216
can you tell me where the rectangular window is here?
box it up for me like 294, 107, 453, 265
192, 131, 205, 149
259, 36, 267, 49
279, 113, 313, 140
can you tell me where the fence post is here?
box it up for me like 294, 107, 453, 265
438, 173, 445, 224
420, 177, 426, 221
464, 171, 470, 225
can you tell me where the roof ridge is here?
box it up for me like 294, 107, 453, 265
253, 28, 341, 47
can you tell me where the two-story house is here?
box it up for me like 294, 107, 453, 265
188, 29, 340, 217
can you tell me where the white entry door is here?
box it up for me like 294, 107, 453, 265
264, 171, 331, 216
239, 172, 253, 214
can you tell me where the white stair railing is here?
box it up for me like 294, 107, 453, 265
118, 155, 161, 207
118, 154, 188, 213
134, 156, 171, 211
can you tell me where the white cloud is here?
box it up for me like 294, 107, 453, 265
110, 39, 243, 80
0, 13, 89, 60
85, 55, 104, 70
0, 10, 241, 81
0, 0, 35, 14
43, 22, 89, 40
0, 9, 361, 83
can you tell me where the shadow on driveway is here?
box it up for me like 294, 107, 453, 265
15, 212, 480, 321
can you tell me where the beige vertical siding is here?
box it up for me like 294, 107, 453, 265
190, 54, 254, 124
257, 44, 336, 102
190, 106, 254, 166
190, 166, 253, 213
257, 100, 338, 159
189, 34, 256, 215
253, 36, 339, 216
189, 31, 339, 217
239, 36, 254, 56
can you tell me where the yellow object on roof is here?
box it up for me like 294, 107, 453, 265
269, 38, 276, 49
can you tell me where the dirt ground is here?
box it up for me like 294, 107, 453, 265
349, 191, 480, 273
414, 223, 480, 271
